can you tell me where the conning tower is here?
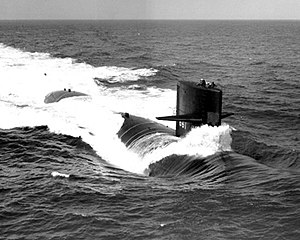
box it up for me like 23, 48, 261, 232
157, 80, 233, 137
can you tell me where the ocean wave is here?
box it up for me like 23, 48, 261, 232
249, 61, 266, 66
147, 153, 226, 180
147, 150, 292, 190
93, 66, 158, 84
231, 130, 300, 170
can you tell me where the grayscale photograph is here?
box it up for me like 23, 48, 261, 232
0, 0, 299, 239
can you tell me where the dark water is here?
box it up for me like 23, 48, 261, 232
0, 20, 299, 239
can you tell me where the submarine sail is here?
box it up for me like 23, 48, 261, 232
157, 80, 233, 137
118, 80, 234, 148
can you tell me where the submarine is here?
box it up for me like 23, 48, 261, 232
44, 81, 235, 177
44, 89, 88, 104
118, 80, 234, 144
117, 80, 235, 177
44, 80, 234, 150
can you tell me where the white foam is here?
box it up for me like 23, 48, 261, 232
51, 171, 70, 178
0, 43, 158, 106
142, 124, 233, 166
0, 44, 232, 174
95, 66, 158, 83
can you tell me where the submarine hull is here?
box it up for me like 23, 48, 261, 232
44, 90, 88, 104
117, 113, 175, 148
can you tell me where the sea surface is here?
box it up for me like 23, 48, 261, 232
0, 20, 299, 239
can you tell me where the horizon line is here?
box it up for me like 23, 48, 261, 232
0, 18, 299, 21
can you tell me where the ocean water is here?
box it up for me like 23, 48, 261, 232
0, 20, 299, 239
